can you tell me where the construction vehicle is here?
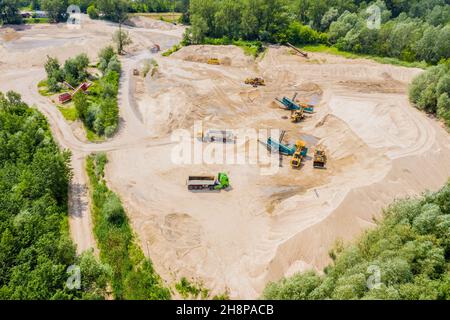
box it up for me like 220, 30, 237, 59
245, 77, 265, 87
313, 148, 327, 169
290, 109, 305, 123
151, 44, 160, 54
187, 172, 230, 191
291, 141, 308, 168
287, 42, 308, 58
197, 129, 236, 143
58, 82, 92, 104
275, 93, 314, 113
263, 130, 307, 156
261, 130, 308, 168
207, 58, 220, 65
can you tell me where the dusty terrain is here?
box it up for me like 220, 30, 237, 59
1, 17, 449, 299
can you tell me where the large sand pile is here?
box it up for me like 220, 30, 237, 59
127, 16, 177, 31
104, 45, 450, 298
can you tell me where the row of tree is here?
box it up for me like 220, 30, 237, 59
184, 0, 450, 64
263, 180, 450, 299
2, 0, 188, 24
409, 59, 450, 126
0, 91, 110, 299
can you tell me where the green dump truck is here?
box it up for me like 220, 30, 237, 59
187, 172, 230, 191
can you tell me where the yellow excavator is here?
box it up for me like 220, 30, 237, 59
291, 140, 308, 168
313, 148, 327, 169
207, 58, 220, 65
290, 109, 305, 123
245, 77, 265, 87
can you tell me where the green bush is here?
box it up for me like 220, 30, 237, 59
162, 44, 182, 57
103, 193, 126, 225
285, 21, 328, 45
87, 5, 99, 19
409, 60, 450, 126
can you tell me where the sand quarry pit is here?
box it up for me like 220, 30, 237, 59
1, 19, 449, 299
104, 45, 450, 298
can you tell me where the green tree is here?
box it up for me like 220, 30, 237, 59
113, 29, 132, 55
0, 0, 22, 24
73, 91, 88, 120
41, 0, 69, 23
87, 4, 99, 19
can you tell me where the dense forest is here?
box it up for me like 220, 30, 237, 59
183, 0, 450, 65
264, 181, 450, 299
0, 91, 110, 299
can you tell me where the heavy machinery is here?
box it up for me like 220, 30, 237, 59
265, 130, 296, 156
290, 109, 305, 123
275, 93, 314, 114
245, 77, 265, 87
313, 148, 327, 169
291, 141, 308, 168
262, 131, 308, 169
58, 82, 92, 104
197, 129, 236, 143
187, 172, 230, 191
287, 42, 309, 58
207, 58, 220, 65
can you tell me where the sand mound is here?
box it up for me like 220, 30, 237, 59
171, 45, 255, 68
0, 28, 21, 42
127, 16, 177, 30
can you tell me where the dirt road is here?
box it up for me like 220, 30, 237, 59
0, 17, 182, 254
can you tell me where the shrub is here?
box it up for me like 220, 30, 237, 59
103, 193, 126, 225
87, 5, 99, 19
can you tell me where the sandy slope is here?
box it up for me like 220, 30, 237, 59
1, 18, 449, 299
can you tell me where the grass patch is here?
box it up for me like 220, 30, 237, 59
86, 153, 171, 300
85, 126, 105, 143
57, 104, 78, 121
175, 277, 209, 299
162, 44, 182, 57
37, 79, 68, 96
301, 44, 428, 68
24, 17, 50, 24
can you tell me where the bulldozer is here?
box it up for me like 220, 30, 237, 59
245, 77, 265, 87
313, 148, 327, 169
207, 58, 220, 65
291, 140, 308, 168
290, 109, 305, 123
